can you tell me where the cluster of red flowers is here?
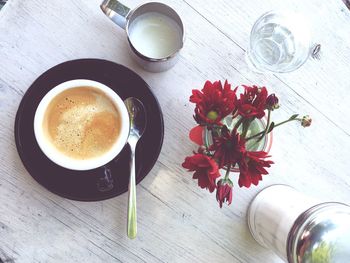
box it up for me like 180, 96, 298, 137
182, 80, 311, 208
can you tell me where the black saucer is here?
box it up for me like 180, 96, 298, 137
14, 59, 164, 201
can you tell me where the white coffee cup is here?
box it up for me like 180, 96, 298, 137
34, 79, 130, 170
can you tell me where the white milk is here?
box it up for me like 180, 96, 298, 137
128, 12, 182, 59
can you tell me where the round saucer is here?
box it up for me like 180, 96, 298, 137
14, 59, 164, 201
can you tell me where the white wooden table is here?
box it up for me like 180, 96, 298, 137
1, 0, 350, 262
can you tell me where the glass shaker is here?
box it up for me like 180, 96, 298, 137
248, 185, 350, 262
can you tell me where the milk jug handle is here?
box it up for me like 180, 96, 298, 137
100, 0, 131, 29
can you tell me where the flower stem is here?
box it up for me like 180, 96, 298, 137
211, 125, 221, 138
274, 117, 300, 128
233, 116, 244, 131
241, 119, 252, 139
224, 164, 231, 179
245, 117, 299, 141
232, 109, 238, 118
258, 109, 271, 142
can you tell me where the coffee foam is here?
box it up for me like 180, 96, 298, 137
43, 87, 121, 160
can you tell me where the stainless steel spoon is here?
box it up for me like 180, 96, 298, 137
124, 97, 146, 239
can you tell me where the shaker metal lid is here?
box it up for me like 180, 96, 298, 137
287, 202, 350, 263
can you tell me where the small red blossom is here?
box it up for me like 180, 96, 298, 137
236, 85, 268, 119
216, 179, 233, 208
210, 126, 246, 168
266, 93, 279, 110
190, 80, 237, 125
238, 151, 274, 188
182, 153, 220, 193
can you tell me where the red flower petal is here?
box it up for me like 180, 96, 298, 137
190, 80, 237, 125
236, 85, 268, 119
182, 153, 220, 193
216, 180, 233, 208
189, 125, 204, 145
238, 150, 273, 188
211, 127, 246, 168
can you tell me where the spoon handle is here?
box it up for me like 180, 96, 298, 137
127, 144, 137, 239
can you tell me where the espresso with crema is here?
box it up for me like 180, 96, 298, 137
43, 87, 121, 160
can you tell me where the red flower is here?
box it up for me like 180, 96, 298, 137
238, 151, 273, 188
236, 85, 268, 119
182, 153, 220, 192
211, 126, 246, 168
190, 80, 237, 125
216, 179, 233, 208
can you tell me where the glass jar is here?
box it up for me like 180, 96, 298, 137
203, 116, 273, 172
248, 185, 350, 263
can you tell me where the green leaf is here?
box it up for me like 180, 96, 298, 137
289, 114, 299, 120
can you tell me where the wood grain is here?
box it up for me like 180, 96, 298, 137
0, 0, 349, 262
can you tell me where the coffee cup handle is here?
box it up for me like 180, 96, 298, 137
100, 0, 131, 29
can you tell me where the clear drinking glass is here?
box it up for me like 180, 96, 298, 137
247, 11, 313, 73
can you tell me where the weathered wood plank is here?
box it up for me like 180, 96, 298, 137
0, 0, 349, 262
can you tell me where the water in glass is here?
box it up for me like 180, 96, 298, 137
247, 11, 311, 73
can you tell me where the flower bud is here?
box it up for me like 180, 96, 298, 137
301, 115, 312, 127
216, 179, 233, 208
266, 94, 279, 110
